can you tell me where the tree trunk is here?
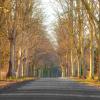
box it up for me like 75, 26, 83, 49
71, 50, 74, 76
97, 13, 100, 80
77, 0, 85, 78
7, 39, 15, 77
89, 45, 94, 79
61, 65, 66, 77
78, 58, 81, 78
98, 30, 100, 80
89, 24, 94, 79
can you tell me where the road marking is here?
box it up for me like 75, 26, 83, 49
0, 93, 100, 98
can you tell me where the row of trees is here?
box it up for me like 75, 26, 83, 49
54, 0, 100, 80
0, 0, 58, 79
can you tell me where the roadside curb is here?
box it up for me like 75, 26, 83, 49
70, 77, 100, 88
0, 79, 37, 93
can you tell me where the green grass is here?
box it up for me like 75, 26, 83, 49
71, 77, 100, 87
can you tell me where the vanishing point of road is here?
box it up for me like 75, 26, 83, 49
0, 78, 100, 100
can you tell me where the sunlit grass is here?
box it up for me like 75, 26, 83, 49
0, 77, 37, 88
71, 77, 100, 87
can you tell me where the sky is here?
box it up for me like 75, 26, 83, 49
40, 0, 58, 47
41, 0, 56, 25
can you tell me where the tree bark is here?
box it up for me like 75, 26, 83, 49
61, 65, 66, 77
89, 23, 94, 79
7, 39, 15, 77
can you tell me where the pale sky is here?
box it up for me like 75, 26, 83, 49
41, 0, 56, 25
40, 0, 58, 47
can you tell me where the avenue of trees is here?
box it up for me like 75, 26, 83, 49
0, 0, 100, 81
54, 0, 100, 80
0, 0, 58, 80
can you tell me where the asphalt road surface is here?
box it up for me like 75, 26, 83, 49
0, 78, 100, 100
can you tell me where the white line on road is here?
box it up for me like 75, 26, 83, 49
0, 93, 100, 98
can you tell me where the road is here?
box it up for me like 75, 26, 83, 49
0, 78, 100, 100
